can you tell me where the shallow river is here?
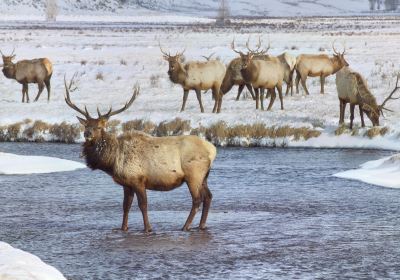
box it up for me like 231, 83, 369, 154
0, 143, 399, 279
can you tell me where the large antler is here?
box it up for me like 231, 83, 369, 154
379, 74, 400, 116
98, 84, 140, 119
159, 41, 171, 57
333, 40, 346, 55
231, 38, 244, 56
246, 36, 269, 55
64, 73, 93, 120
0, 48, 15, 57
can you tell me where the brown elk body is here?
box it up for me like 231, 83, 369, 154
336, 67, 400, 129
64, 77, 217, 232
240, 53, 285, 111
220, 57, 256, 101
295, 43, 348, 95
160, 46, 226, 113
1, 50, 53, 103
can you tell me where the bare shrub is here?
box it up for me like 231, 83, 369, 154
23, 120, 51, 141
81, 60, 88, 66
122, 120, 156, 134
335, 125, 347, 136
50, 122, 81, 143
107, 119, 121, 134
380, 126, 389, 136
364, 127, 381, 138
120, 59, 127, 66
7, 122, 22, 141
150, 74, 161, 88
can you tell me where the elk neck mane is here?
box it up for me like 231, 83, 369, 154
2, 62, 16, 79
241, 60, 258, 83
330, 55, 345, 74
82, 130, 119, 174
169, 61, 188, 85
353, 72, 378, 106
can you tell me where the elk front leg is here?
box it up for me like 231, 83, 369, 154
180, 89, 189, 112
255, 88, 260, 110
300, 76, 310, 96
121, 186, 135, 231
359, 105, 365, 127
339, 100, 344, 125
277, 85, 284, 110
245, 84, 256, 100
267, 88, 277, 111
34, 82, 45, 102
136, 188, 152, 233
260, 88, 265, 110
320, 76, 325, 94
45, 78, 51, 102
236, 84, 245, 101
295, 70, 301, 94
195, 89, 205, 113
350, 104, 355, 129
22, 84, 29, 103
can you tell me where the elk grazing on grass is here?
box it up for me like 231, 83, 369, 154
336, 67, 400, 129
64, 76, 217, 232
1, 49, 53, 103
160, 43, 226, 113
232, 40, 285, 111
295, 41, 349, 95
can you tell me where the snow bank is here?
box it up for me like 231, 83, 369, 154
334, 154, 400, 188
0, 242, 66, 280
0, 152, 85, 175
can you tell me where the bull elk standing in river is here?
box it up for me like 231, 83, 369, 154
336, 67, 400, 128
1, 49, 53, 103
295, 41, 349, 95
64, 76, 217, 232
160, 43, 226, 113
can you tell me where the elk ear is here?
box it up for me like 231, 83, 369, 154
11, 55, 16, 60
99, 118, 109, 127
77, 116, 87, 126
362, 104, 371, 112
163, 55, 169, 61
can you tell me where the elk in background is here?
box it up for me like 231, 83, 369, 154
64, 76, 217, 232
160, 43, 226, 113
336, 67, 400, 128
296, 41, 349, 95
232, 39, 285, 111
1, 49, 53, 103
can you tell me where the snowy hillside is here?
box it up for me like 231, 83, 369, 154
0, 0, 375, 18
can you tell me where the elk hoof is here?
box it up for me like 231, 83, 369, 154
199, 225, 207, 230
182, 226, 191, 231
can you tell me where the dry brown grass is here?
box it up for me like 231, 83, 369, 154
156, 118, 191, 136
107, 119, 121, 134
335, 125, 347, 136
7, 122, 22, 141
150, 74, 161, 88
23, 120, 51, 141
96, 72, 104, 80
364, 126, 389, 139
122, 120, 157, 134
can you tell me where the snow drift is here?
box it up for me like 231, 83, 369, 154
334, 154, 400, 188
0, 242, 66, 280
0, 152, 85, 175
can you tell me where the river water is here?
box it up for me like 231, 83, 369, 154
0, 143, 399, 279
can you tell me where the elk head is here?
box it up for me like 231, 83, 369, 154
0, 48, 16, 78
361, 103, 380, 126
64, 74, 139, 141
159, 42, 186, 83
231, 39, 252, 70
332, 40, 349, 68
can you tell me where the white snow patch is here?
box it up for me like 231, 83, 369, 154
334, 154, 400, 188
0, 241, 66, 280
0, 152, 85, 175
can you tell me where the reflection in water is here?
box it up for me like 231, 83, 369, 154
0, 143, 399, 279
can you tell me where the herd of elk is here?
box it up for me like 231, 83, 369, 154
336, 67, 400, 129
64, 75, 217, 232
1, 49, 53, 103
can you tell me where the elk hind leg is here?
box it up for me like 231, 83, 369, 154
34, 82, 45, 102
267, 88, 277, 111
199, 175, 212, 230
295, 70, 301, 94
183, 178, 203, 231
277, 85, 284, 110
350, 104, 355, 129
45, 76, 51, 101
320, 76, 325, 94
260, 88, 265, 110
121, 186, 135, 231
300, 76, 310, 96
22, 84, 29, 103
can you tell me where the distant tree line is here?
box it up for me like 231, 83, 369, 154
369, 0, 399, 11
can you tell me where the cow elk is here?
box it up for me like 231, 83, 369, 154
1, 49, 53, 103
232, 40, 285, 111
160, 43, 226, 113
296, 41, 349, 95
64, 75, 217, 232
336, 67, 400, 129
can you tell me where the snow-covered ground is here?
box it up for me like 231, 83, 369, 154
0, 152, 85, 174
0, 242, 66, 280
0, 0, 380, 18
334, 154, 400, 188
